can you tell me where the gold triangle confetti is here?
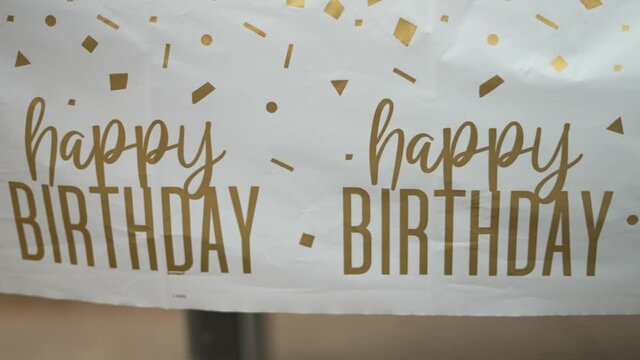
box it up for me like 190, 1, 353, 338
287, 0, 304, 8
15, 51, 30, 67
394, 18, 417, 46
479, 75, 504, 98
324, 0, 345, 20
580, 0, 602, 10
607, 117, 624, 135
331, 80, 349, 96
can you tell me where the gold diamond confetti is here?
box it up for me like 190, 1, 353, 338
324, 0, 345, 20
68, 99, 76, 106
192, 82, 215, 104
394, 18, 417, 46
479, 75, 504, 98
243, 22, 267, 38
551, 56, 568, 72
284, 43, 294, 69
287, 0, 304, 8
163, 43, 171, 69
15, 51, 30, 67
487, 34, 499, 46
536, 14, 559, 30
368, 0, 381, 6
355, 19, 363, 26
149, 16, 158, 23
607, 117, 624, 134
271, 158, 294, 172
393, 68, 416, 83
580, 0, 602, 10
614, 64, 623, 72
441, 15, 449, 23
109, 73, 128, 91
299, 233, 315, 248
331, 80, 349, 96
81, 35, 98, 53
97, 14, 119, 30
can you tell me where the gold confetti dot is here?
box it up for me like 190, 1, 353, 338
331, 80, 349, 96
622, 24, 630, 32
7, 15, 14, 22
81, 35, 98, 53
324, 0, 345, 20
287, 0, 304, 8
14, 51, 30, 67
392, 68, 416, 83
201, 34, 213, 46
345, 154, 353, 160
394, 18, 418, 46
627, 215, 638, 225
580, 0, 602, 10
109, 73, 128, 91
149, 16, 158, 23
440, 15, 449, 23
266, 101, 278, 113
479, 75, 504, 98
487, 34, 499, 46
299, 233, 315, 248
45, 15, 56, 27
551, 56, 568, 72
271, 158, 294, 172
192, 82, 215, 104
68, 99, 76, 106
614, 64, 623, 72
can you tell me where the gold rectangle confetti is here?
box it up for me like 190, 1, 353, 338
192, 82, 215, 104
163, 43, 171, 69
287, 0, 304, 8
324, 0, 345, 20
299, 233, 315, 248
271, 158, 294, 172
479, 75, 504, 98
243, 22, 267, 38
393, 67, 416, 83
97, 14, 119, 30
284, 43, 294, 69
535, 14, 559, 30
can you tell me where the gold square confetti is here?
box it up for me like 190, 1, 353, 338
149, 16, 158, 23
192, 82, 215, 104
580, 0, 602, 10
394, 18, 417, 46
355, 19, 363, 27
287, 0, 304, 8
345, 154, 353, 160
7, 15, 14, 22
299, 233, 315, 248
109, 73, 128, 91
440, 15, 449, 23
614, 64, 623, 72
81, 35, 98, 53
324, 0, 345, 20
551, 56, 568, 72
622, 24, 630, 31
68, 99, 76, 106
